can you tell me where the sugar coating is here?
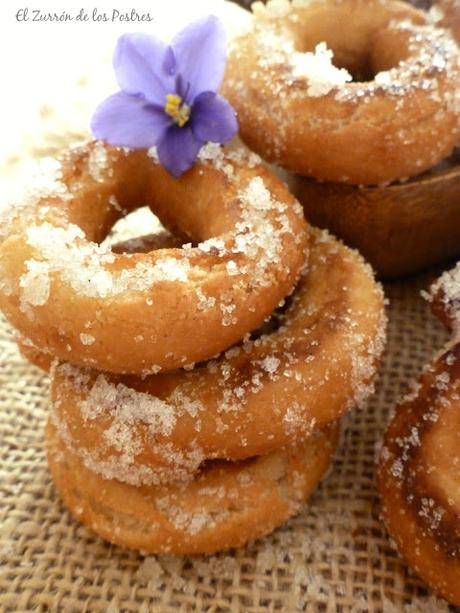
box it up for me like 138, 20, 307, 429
80, 375, 182, 434
19, 260, 51, 308
148, 141, 262, 181
88, 141, 111, 182
197, 142, 262, 179
52, 365, 206, 486
337, 19, 460, 105
0, 157, 71, 241
428, 261, 460, 331
19, 222, 192, 306
147, 146, 160, 163
291, 42, 352, 96
79, 333, 95, 346
155, 497, 230, 535
195, 174, 303, 325
50, 420, 334, 549
246, 11, 460, 104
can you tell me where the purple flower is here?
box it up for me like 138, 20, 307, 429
91, 16, 238, 176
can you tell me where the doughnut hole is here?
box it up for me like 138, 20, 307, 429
103, 207, 165, 247
285, 2, 420, 80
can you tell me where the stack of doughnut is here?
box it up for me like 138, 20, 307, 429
377, 263, 460, 606
0, 140, 386, 554
223, 0, 460, 277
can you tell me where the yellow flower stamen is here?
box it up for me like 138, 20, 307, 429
164, 93, 191, 127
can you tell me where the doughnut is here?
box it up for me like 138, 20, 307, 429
377, 263, 460, 604
222, 0, 460, 184
377, 344, 460, 606
0, 141, 308, 374
46, 418, 339, 555
49, 228, 386, 486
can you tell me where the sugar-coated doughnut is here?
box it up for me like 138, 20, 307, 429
377, 344, 460, 606
46, 419, 339, 555
378, 260, 460, 605
223, 0, 460, 184
0, 142, 308, 374
49, 229, 386, 486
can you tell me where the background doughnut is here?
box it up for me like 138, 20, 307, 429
223, 0, 460, 184
377, 344, 460, 606
0, 142, 308, 374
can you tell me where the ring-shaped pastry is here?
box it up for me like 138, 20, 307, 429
377, 344, 460, 606
46, 419, 339, 555
223, 0, 460, 184
378, 259, 460, 605
0, 142, 308, 374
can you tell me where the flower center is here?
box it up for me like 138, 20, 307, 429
164, 94, 191, 127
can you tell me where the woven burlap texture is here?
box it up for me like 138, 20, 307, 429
0, 267, 455, 613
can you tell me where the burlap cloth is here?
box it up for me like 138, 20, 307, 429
0, 2, 457, 610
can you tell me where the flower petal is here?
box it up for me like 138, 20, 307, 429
157, 125, 203, 176
114, 33, 175, 106
91, 92, 170, 149
191, 92, 238, 143
171, 16, 227, 100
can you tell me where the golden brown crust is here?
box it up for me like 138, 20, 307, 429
16, 335, 54, 371
377, 344, 460, 606
292, 149, 460, 278
223, 0, 460, 184
49, 229, 386, 486
16, 232, 185, 372
0, 142, 308, 374
46, 419, 339, 555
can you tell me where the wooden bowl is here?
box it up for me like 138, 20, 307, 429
292, 147, 460, 279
